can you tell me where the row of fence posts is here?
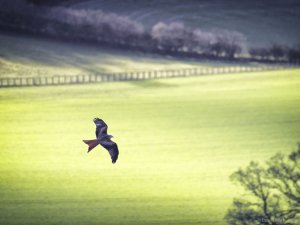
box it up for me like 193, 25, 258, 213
0, 65, 296, 88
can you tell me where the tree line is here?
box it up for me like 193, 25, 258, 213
0, 0, 300, 63
249, 44, 300, 63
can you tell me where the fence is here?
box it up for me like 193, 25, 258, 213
0, 64, 297, 88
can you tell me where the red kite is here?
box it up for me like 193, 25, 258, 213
83, 118, 119, 164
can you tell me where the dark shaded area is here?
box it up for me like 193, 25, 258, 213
249, 45, 300, 63
130, 79, 177, 89
226, 144, 300, 225
26, 0, 71, 6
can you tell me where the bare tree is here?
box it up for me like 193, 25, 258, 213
287, 47, 300, 63
249, 47, 272, 60
269, 44, 286, 61
210, 31, 245, 59
151, 22, 190, 52
225, 144, 300, 225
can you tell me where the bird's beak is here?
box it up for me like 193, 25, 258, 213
93, 118, 98, 123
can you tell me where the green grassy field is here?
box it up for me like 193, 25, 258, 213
0, 33, 264, 79
0, 33, 221, 78
1, 69, 300, 225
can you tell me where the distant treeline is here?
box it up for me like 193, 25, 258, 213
249, 44, 300, 63
25, 0, 70, 6
1, 0, 300, 63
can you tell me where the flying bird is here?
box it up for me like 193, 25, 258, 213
83, 117, 119, 164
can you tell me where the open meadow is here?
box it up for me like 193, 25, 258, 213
0, 33, 222, 78
1, 69, 300, 225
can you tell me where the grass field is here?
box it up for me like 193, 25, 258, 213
1, 69, 300, 225
0, 33, 226, 78
0, 32, 265, 79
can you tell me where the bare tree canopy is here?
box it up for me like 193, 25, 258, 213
226, 144, 300, 225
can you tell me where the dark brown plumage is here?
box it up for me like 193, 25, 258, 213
83, 117, 119, 164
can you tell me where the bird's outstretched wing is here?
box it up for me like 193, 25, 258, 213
94, 118, 108, 138
99, 139, 119, 164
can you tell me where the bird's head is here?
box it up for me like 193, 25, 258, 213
93, 117, 100, 123
93, 117, 103, 124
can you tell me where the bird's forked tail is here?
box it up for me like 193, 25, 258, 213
83, 139, 99, 152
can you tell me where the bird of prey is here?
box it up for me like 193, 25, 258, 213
83, 117, 119, 164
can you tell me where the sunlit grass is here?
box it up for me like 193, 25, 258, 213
0, 33, 212, 78
1, 69, 300, 225
0, 33, 260, 78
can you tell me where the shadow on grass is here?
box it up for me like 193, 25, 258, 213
129, 79, 177, 89
0, 32, 202, 76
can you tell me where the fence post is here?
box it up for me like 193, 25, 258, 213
122, 73, 126, 81
167, 70, 171, 77
171, 70, 175, 77
95, 74, 100, 83
126, 73, 130, 81
178, 70, 181, 76
191, 68, 200, 76
26, 78, 30, 86
41, 77, 45, 85
167, 70, 171, 78
12, 78, 16, 87
107, 74, 111, 82
151, 71, 155, 79
124, 73, 130, 81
